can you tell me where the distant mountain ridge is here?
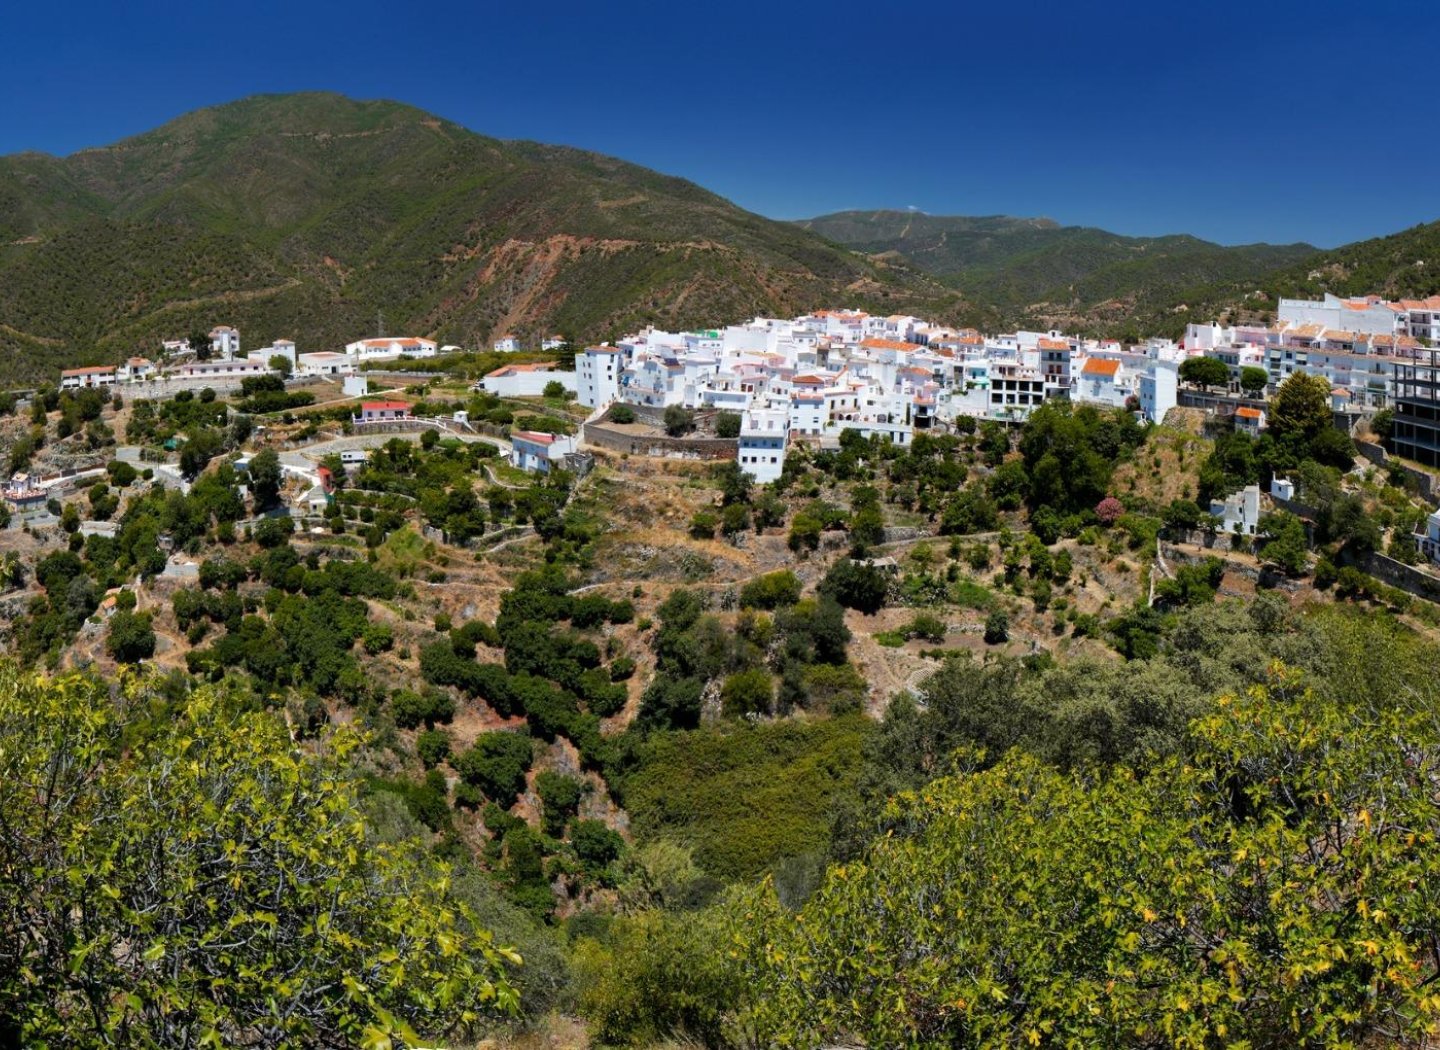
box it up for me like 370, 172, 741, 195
0, 93, 967, 384
797, 209, 1318, 334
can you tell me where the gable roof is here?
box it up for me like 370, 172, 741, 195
1081, 358, 1121, 377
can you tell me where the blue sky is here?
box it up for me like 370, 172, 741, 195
2, 0, 1436, 248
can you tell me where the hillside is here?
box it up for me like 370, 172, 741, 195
0, 94, 969, 384
797, 209, 1315, 334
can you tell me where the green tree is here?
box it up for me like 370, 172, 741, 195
247, 449, 283, 511
0, 670, 517, 1045
1239, 365, 1269, 395
106, 610, 156, 663
1179, 356, 1231, 389
714, 411, 741, 439
608, 404, 636, 424
268, 354, 293, 378
1268, 371, 1333, 442
662, 405, 695, 437
819, 559, 889, 615
535, 771, 586, 837
542, 380, 566, 399
455, 730, 534, 806
740, 665, 1440, 1049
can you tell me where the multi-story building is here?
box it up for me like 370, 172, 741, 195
209, 325, 241, 359
1391, 347, 1440, 468
576, 346, 625, 408
738, 408, 788, 484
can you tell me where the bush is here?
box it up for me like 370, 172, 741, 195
535, 771, 586, 837
415, 729, 452, 769
819, 560, 889, 615
1095, 497, 1124, 526
663, 406, 696, 437
689, 510, 718, 540
739, 570, 803, 610
608, 404, 636, 424
106, 611, 156, 663
714, 411, 741, 439
454, 731, 534, 807
569, 818, 625, 870
983, 610, 1009, 644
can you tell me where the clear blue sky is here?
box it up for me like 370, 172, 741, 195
2, 0, 1435, 248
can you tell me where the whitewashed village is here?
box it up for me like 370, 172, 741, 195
9, 291, 1440, 596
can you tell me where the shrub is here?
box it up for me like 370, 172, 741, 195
739, 570, 803, 610
415, 729, 451, 769
454, 731, 534, 807
608, 404, 636, 424
1095, 497, 1124, 526
983, 610, 1010, 644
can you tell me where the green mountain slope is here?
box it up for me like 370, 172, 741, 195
0, 94, 966, 384
797, 209, 1315, 333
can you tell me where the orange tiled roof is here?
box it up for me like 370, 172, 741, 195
1081, 358, 1121, 377
859, 338, 924, 352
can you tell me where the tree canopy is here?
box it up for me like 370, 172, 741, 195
0, 668, 519, 1046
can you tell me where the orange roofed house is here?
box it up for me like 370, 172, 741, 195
356, 401, 412, 424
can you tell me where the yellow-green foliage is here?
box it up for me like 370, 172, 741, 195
0, 667, 519, 1047
739, 664, 1440, 1047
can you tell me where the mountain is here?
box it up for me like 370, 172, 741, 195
0, 94, 967, 384
796, 209, 1316, 335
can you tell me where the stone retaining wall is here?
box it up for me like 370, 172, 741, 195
582, 421, 737, 461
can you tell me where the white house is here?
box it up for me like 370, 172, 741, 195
253, 339, 298, 369
117, 357, 156, 382
209, 326, 240, 358
510, 430, 578, 474
542, 335, 567, 352
1417, 508, 1440, 564
296, 351, 356, 377
738, 408, 788, 484
344, 337, 439, 361
1210, 484, 1262, 536
1138, 359, 1178, 423
481, 362, 576, 397
1234, 405, 1266, 435
209, 326, 240, 359
60, 366, 117, 390
577, 346, 624, 408
356, 400, 412, 424
1075, 357, 1129, 409
493, 334, 522, 353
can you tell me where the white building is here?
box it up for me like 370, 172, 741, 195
296, 351, 356, 377
1210, 484, 1262, 536
1277, 294, 1399, 338
209, 326, 240, 359
60, 366, 117, 390
253, 339, 298, 369
577, 346, 625, 408
510, 430, 578, 474
481, 362, 576, 397
1138, 359, 1178, 423
1074, 357, 1129, 409
738, 408, 788, 484
493, 334, 522, 353
542, 335, 567, 352
117, 357, 156, 383
343, 337, 439, 361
